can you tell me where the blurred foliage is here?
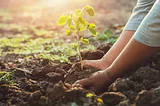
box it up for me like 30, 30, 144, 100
0, 71, 14, 83
0, 23, 27, 32
97, 29, 118, 44
0, 4, 120, 63
0, 36, 95, 63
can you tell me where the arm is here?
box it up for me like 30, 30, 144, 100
83, 0, 155, 70
106, 37, 160, 80
83, 31, 135, 70
100, 31, 135, 69
108, 0, 160, 80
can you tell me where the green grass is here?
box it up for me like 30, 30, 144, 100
97, 29, 118, 44
0, 28, 118, 63
0, 36, 96, 63
0, 71, 14, 83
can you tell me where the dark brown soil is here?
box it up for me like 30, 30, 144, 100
0, 44, 160, 106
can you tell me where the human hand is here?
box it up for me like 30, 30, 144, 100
73, 70, 114, 94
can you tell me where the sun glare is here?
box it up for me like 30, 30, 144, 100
43, 0, 69, 7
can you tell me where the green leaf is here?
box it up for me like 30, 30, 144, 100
0, 71, 8, 77
79, 27, 86, 31
89, 28, 98, 36
67, 18, 72, 27
79, 17, 87, 26
87, 23, 98, 36
84, 5, 90, 10
86, 93, 95, 98
74, 19, 80, 30
58, 15, 68, 26
69, 25, 76, 30
66, 29, 72, 35
71, 43, 78, 50
88, 23, 96, 29
84, 5, 95, 16
80, 37, 89, 44
75, 9, 82, 16
79, 17, 83, 23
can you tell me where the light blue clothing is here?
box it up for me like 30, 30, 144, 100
124, 0, 160, 47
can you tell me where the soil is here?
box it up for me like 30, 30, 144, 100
0, 44, 160, 106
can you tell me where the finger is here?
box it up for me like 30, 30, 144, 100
73, 78, 93, 88
72, 84, 82, 88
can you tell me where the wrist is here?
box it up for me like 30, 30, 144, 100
100, 58, 112, 69
104, 68, 115, 82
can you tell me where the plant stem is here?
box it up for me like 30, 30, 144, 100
75, 32, 83, 70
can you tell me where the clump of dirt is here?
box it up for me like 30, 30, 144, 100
46, 81, 90, 104
100, 92, 126, 106
108, 67, 160, 103
135, 86, 160, 106
81, 50, 105, 60
97, 43, 112, 54
81, 43, 112, 60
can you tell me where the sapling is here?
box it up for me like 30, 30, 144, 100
58, 5, 98, 69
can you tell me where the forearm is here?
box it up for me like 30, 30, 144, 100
107, 1, 160, 79
106, 38, 160, 80
101, 30, 135, 67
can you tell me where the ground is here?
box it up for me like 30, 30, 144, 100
0, 0, 160, 106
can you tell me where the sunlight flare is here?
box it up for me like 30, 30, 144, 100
42, 0, 69, 7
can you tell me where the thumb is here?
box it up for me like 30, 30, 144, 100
82, 60, 97, 66
73, 78, 93, 88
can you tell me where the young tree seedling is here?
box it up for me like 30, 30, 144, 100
58, 5, 98, 69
